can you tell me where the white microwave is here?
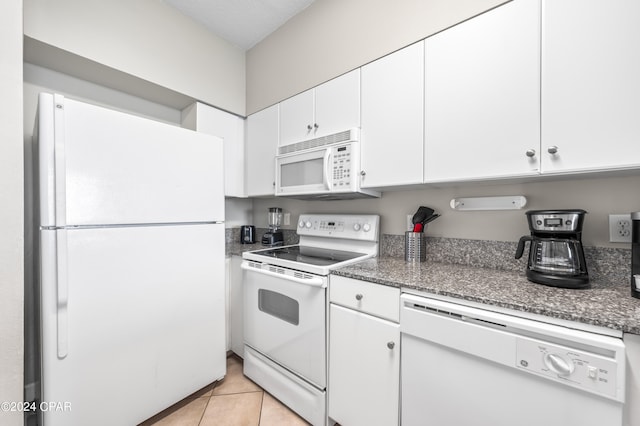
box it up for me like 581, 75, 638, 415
275, 129, 381, 200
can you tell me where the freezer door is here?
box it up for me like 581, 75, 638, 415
37, 93, 224, 227
40, 224, 226, 426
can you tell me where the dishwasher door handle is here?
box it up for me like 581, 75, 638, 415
241, 262, 326, 288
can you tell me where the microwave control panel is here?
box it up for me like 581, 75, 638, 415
332, 145, 354, 188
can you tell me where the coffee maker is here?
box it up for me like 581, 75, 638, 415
261, 207, 284, 246
515, 209, 590, 289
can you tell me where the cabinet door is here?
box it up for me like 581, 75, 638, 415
329, 304, 399, 426
181, 103, 245, 197
314, 69, 361, 139
424, 0, 541, 182
541, 0, 640, 173
246, 105, 278, 197
192, 104, 246, 197
361, 42, 424, 188
228, 255, 244, 357
279, 89, 314, 146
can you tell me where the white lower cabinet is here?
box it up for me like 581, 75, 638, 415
228, 255, 244, 357
328, 276, 400, 426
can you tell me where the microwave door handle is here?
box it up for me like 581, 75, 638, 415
324, 149, 332, 190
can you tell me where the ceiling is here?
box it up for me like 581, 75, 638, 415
163, 0, 317, 51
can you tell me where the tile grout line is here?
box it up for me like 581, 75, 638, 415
257, 391, 265, 426
197, 394, 212, 426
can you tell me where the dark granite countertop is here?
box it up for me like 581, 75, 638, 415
226, 242, 266, 257
332, 257, 640, 335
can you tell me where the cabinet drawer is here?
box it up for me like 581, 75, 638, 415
330, 276, 400, 322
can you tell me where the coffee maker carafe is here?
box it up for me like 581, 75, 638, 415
515, 209, 589, 289
262, 207, 284, 246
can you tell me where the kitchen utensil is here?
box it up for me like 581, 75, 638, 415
411, 206, 435, 226
421, 213, 440, 226
515, 209, 589, 289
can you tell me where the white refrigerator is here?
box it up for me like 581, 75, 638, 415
33, 93, 226, 425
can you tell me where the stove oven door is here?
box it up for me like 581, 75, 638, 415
242, 261, 327, 389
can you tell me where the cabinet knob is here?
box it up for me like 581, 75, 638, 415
525, 149, 536, 158
547, 146, 558, 155
360, 170, 366, 176
355, 293, 363, 301
307, 124, 313, 131
387, 342, 395, 350
314, 123, 319, 129
272, 181, 275, 187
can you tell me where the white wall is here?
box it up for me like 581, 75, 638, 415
0, 0, 24, 424
24, 0, 246, 116
246, 0, 507, 113
253, 174, 640, 248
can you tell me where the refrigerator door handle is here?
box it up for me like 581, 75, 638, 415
56, 229, 69, 358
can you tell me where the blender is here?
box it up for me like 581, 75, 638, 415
262, 207, 284, 246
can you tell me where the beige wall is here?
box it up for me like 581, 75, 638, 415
0, 0, 24, 424
246, 0, 507, 113
253, 174, 640, 248
24, 0, 246, 116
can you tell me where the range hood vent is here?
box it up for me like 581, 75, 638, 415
278, 128, 358, 155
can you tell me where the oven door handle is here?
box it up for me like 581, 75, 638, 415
241, 262, 327, 288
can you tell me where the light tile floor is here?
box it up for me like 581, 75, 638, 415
140, 355, 310, 426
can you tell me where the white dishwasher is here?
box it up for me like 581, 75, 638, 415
400, 294, 626, 426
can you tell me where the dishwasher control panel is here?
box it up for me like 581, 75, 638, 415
516, 337, 619, 400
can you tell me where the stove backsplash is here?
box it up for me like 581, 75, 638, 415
226, 227, 299, 246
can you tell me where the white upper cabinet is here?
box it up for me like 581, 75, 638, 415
361, 42, 424, 188
541, 0, 640, 174
246, 104, 279, 197
181, 102, 245, 197
424, 0, 541, 182
279, 69, 360, 146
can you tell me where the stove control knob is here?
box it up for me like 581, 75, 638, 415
353, 223, 361, 231
363, 223, 371, 232
305, 221, 312, 229
299, 220, 306, 228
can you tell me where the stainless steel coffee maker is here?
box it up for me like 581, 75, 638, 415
515, 209, 589, 289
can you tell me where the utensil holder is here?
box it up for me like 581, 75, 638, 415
405, 231, 426, 262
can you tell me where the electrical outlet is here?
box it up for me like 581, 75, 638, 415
609, 214, 632, 243
283, 213, 291, 226
407, 214, 413, 231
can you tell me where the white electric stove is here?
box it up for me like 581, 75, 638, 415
241, 214, 380, 425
